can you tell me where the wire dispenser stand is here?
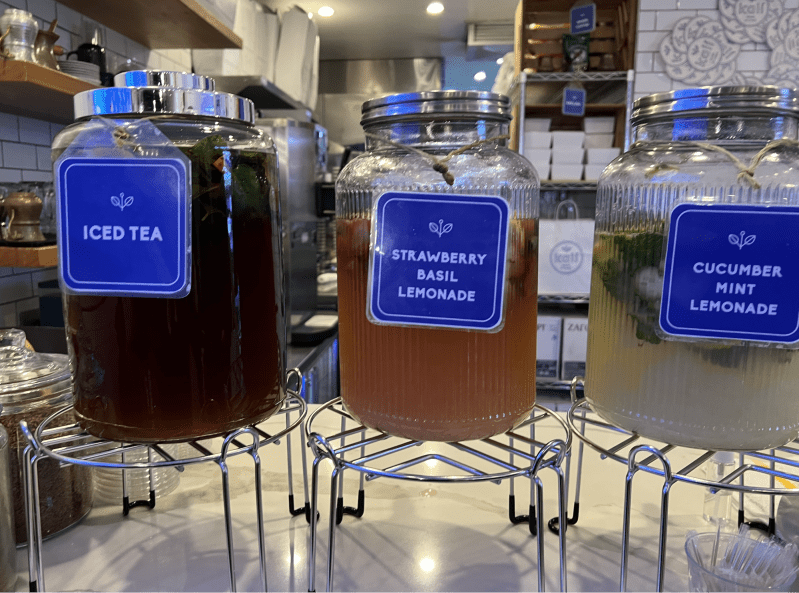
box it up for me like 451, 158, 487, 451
564, 378, 799, 592
304, 397, 572, 592
20, 369, 309, 593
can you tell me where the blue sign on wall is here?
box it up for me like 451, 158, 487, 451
562, 87, 587, 116
570, 3, 596, 34
368, 192, 510, 331
660, 203, 799, 343
56, 157, 190, 298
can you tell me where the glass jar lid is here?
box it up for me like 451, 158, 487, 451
73, 70, 255, 124
360, 90, 512, 126
632, 86, 799, 124
0, 329, 71, 409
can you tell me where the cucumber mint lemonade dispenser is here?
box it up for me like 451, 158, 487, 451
586, 86, 799, 451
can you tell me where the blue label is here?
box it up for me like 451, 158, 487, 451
570, 4, 596, 34
56, 157, 190, 298
660, 203, 799, 343
562, 87, 586, 116
368, 192, 510, 331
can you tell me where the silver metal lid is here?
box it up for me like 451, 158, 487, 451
74, 70, 255, 124
360, 90, 512, 126
632, 86, 799, 123
113, 70, 216, 91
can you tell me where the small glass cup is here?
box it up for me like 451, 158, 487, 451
685, 531, 798, 592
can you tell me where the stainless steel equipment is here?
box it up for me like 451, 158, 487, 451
256, 117, 336, 343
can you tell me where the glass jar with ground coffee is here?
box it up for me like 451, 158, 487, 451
0, 405, 15, 588
52, 71, 286, 442
0, 329, 92, 544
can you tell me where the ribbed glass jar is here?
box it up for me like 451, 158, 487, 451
336, 91, 539, 442
586, 86, 799, 451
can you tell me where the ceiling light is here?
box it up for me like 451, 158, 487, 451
419, 557, 436, 572
427, 2, 444, 15
307, 11, 313, 18
496, 57, 504, 65
318, 6, 334, 17
474, 71, 487, 82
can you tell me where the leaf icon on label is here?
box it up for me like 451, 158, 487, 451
111, 192, 134, 211
729, 231, 755, 249
430, 219, 453, 238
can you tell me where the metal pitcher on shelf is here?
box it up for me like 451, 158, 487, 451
0, 189, 46, 243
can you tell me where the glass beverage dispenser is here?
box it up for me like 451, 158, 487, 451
586, 86, 799, 451
52, 71, 286, 442
335, 91, 539, 442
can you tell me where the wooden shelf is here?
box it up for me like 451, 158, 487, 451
0, 60, 98, 123
0, 245, 57, 268
57, 0, 242, 49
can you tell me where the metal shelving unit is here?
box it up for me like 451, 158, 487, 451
538, 294, 589, 305
510, 69, 636, 158
524, 71, 629, 82
541, 181, 598, 192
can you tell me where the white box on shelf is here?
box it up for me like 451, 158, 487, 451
560, 315, 588, 381
583, 116, 615, 134
275, 7, 314, 102
251, 6, 279, 81
552, 148, 584, 164
551, 164, 583, 180
584, 164, 606, 181
531, 163, 550, 180
194, 0, 237, 30
551, 131, 585, 150
586, 147, 621, 164
300, 18, 319, 109
584, 133, 614, 149
524, 148, 551, 163
524, 118, 551, 132
524, 131, 552, 148
537, 315, 563, 379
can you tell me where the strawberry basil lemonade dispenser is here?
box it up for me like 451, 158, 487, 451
335, 90, 540, 441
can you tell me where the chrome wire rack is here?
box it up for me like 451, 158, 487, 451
20, 370, 309, 593
304, 398, 572, 592
564, 380, 799, 592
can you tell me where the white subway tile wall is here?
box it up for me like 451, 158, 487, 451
634, 0, 793, 98
0, 0, 196, 325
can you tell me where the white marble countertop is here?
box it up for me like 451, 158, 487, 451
8, 402, 772, 592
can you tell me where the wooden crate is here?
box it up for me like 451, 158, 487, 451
514, 0, 637, 74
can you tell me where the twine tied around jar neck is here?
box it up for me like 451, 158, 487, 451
365, 132, 510, 186
644, 139, 799, 190
106, 115, 179, 151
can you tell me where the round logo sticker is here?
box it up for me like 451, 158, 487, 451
550, 240, 583, 275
